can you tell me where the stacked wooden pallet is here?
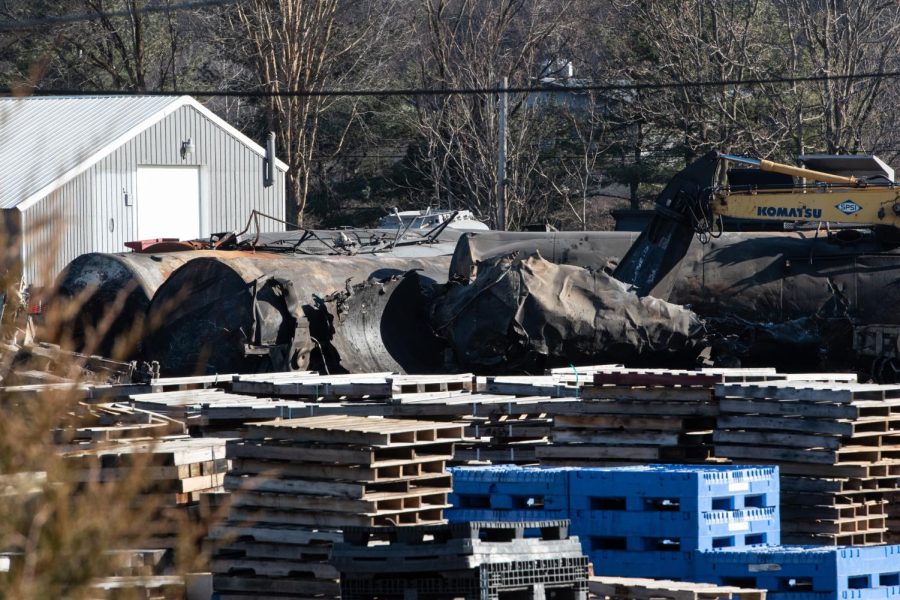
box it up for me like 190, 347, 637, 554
481, 375, 584, 398
229, 372, 473, 400
536, 369, 773, 466
55, 402, 186, 444
714, 380, 900, 545
194, 389, 567, 464
64, 436, 230, 548
536, 369, 857, 467
210, 415, 463, 599
588, 576, 766, 600
454, 405, 553, 464
199, 372, 473, 436
123, 389, 279, 434
89, 575, 185, 599
888, 491, 900, 544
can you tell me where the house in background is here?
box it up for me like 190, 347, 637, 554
0, 95, 287, 285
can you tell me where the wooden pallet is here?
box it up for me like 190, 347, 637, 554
717, 397, 900, 420
480, 376, 583, 397
536, 444, 712, 462
716, 381, 900, 403
244, 415, 464, 446
211, 416, 459, 598
581, 386, 714, 402
229, 372, 473, 400
781, 529, 886, 546
452, 445, 540, 464
781, 475, 900, 494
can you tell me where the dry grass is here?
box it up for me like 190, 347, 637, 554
0, 217, 218, 599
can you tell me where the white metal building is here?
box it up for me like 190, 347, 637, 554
0, 95, 287, 285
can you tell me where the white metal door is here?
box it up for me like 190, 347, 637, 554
136, 166, 201, 240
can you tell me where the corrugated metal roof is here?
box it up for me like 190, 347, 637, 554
0, 95, 289, 211
0, 95, 178, 209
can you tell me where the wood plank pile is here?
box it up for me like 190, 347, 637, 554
535, 368, 857, 467
713, 380, 900, 545
197, 372, 474, 436
889, 494, 900, 544
64, 436, 230, 549
123, 389, 276, 433
229, 372, 473, 400
536, 369, 781, 466
207, 392, 570, 465
481, 375, 584, 398
89, 574, 185, 599
210, 415, 463, 599
453, 396, 554, 464
588, 576, 766, 600
57, 403, 186, 444
199, 373, 568, 464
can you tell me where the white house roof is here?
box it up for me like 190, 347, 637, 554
0, 95, 288, 210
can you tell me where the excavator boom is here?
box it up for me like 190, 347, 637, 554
612, 152, 719, 299
613, 150, 899, 300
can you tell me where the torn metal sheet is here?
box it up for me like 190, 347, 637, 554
145, 254, 451, 376
430, 253, 705, 373
450, 231, 638, 280
452, 229, 900, 326
307, 272, 445, 374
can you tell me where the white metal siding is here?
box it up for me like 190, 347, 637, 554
22, 104, 286, 285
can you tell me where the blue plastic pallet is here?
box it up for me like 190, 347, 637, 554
574, 530, 778, 553
449, 491, 568, 511
449, 465, 572, 482
695, 544, 900, 600
571, 507, 779, 540
445, 508, 569, 523
588, 549, 695, 580
569, 465, 780, 514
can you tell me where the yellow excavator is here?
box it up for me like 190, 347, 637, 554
613, 150, 900, 298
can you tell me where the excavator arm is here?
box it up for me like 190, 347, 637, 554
613, 151, 900, 300
612, 151, 720, 299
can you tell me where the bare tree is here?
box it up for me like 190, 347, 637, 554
612, 0, 795, 162
534, 91, 618, 229
225, 0, 396, 225
777, 0, 900, 157
0, 0, 202, 92
403, 0, 574, 230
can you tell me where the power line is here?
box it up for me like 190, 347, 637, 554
0, 0, 239, 32
4, 70, 898, 98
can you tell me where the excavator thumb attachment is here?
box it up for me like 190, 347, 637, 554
613, 151, 720, 299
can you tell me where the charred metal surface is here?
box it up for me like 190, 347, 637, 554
53, 251, 203, 358
705, 316, 854, 371
613, 151, 720, 298
430, 253, 705, 373
55, 226, 900, 377
440, 229, 900, 373
145, 254, 451, 376
668, 230, 900, 325
306, 273, 445, 374
453, 229, 900, 327
450, 231, 638, 280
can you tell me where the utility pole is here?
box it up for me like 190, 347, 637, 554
496, 76, 508, 231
